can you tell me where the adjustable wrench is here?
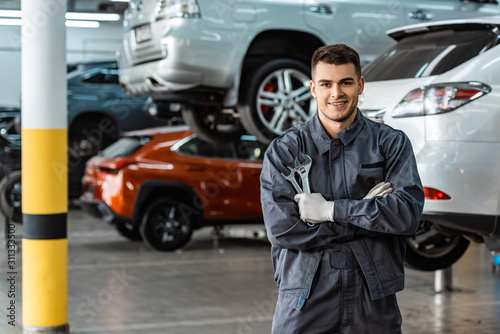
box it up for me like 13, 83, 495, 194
281, 154, 313, 194
281, 166, 303, 194
294, 154, 312, 194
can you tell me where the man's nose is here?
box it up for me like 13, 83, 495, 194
330, 84, 343, 98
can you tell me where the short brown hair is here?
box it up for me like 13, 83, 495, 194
311, 44, 361, 79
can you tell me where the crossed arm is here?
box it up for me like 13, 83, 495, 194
260, 134, 424, 251
294, 182, 393, 224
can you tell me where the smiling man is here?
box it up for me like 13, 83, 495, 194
260, 44, 425, 333
312, 60, 363, 130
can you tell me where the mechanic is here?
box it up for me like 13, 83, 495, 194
260, 44, 425, 333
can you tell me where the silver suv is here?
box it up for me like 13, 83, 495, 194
118, 0, 500, 143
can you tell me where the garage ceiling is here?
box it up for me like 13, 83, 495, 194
0, 0, 128, 13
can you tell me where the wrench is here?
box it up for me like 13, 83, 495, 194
294, 154, 312, 193
281, 166, 303, 194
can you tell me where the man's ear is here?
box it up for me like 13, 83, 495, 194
358, 76, 365, 95
310, 80, 317, 98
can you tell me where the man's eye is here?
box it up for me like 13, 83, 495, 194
321, 83, 330, 87
342, 81, 353, 85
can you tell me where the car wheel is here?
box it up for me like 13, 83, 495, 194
140, 198, 195, 251
405, 220, 470, 271
239, 59, 317, 144
0, 170, 22, 223
182, 104, 245, 143
115, 221, 142, 241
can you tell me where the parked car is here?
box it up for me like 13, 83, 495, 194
118, 0, 500, 144
80, 126, 266, 251
0, 106, 22, 223
0, 62, 175, 222
0, 133, 21, 222
66, 61, 172, 156
359, 16, 500, 271
0, 106, 21, 138
0, 106, 21, 204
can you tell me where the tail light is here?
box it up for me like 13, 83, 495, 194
155, 0, 201, 20
392, 82, 491, 118
424, 187, 451, 200
98, 160, 133, 174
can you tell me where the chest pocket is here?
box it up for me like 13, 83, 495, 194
354, 161, 386, 198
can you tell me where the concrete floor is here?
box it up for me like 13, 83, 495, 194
1, 207, 500, 334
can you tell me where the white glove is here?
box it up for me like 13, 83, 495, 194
293, 182, 392, 225
294, 193, 334, 224
363, 182, 393, 199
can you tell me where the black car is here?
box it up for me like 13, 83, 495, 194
0, 62, 176, 222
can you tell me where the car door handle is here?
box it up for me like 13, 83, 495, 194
308, 4, 334, 15
408, 10, 433, 21
184, 165, 205, 172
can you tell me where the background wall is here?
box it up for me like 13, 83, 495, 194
0, 21, 123, 106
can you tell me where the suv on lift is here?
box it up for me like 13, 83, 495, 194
118, 0, 500, 144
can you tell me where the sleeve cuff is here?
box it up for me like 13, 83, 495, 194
333, 199, 350, 224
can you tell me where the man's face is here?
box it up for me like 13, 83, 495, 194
310, 61, 364, 125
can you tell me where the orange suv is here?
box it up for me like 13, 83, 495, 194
80, 126, 266, 251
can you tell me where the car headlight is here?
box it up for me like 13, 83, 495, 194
392, 82, 491, 118
155, 0, 201, 20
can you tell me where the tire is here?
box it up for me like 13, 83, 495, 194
404, 220, 470, 271
140, 198, 196, 251
182, 104, 245, 143
115, 221, 142, 241
239, 59, 317, 144
0, 170, 22, 223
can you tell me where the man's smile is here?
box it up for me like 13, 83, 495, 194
328, 101, 347, 108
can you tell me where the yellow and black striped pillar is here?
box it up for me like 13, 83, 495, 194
21, 1, 69, 333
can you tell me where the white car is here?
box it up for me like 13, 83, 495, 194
360, 17, 500, 271
118, 0, 500, 144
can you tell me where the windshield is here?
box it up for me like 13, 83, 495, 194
363, 27, 499, 82
98, 136, 150, 158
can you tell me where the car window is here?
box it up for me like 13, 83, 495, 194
108, 72, 120, 84
176, 135, 267, 160
177, 137, 234, 159
363, 27, 499, 82
82, 66, 120, 84
98, 136, 150, 158
83, 72, 108, 84
234, 136, 268, 161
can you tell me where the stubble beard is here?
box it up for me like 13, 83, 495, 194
319, 104, 357, 123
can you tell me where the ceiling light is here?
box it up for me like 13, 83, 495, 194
65, 20, 100, 28
0, 10, 120, 22
0, 18, 21, 25
0, 10, 21, 17
65, 12, 120, 21
0, 17, 100, 28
